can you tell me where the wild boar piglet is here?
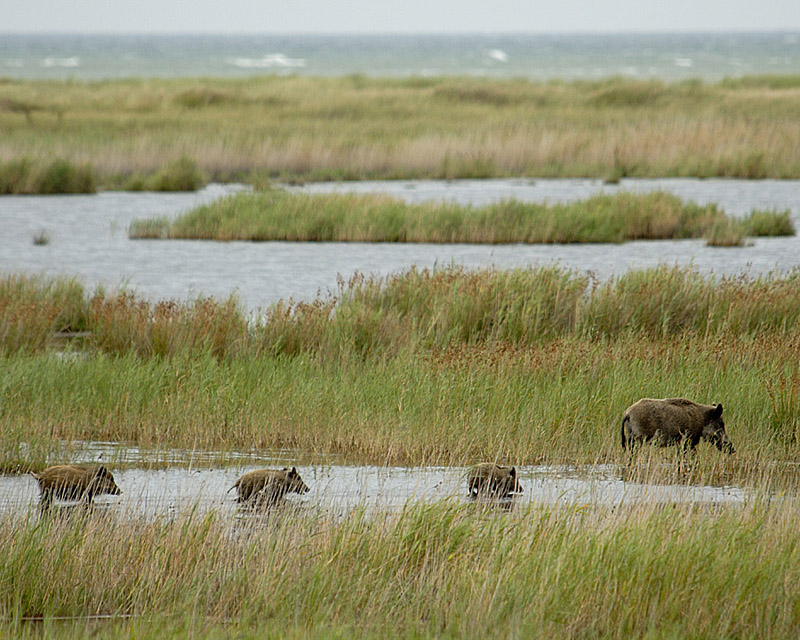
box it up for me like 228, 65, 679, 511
231, 467, 310, 506
467, 463, 523, 499
32, 465, 122, 509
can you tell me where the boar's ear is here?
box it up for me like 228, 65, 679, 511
712, 404, 723, 419
509, 467, 516, 477
291, 466, 298, 474
95, 466, 109, 477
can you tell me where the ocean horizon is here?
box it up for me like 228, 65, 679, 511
2, 31, 799, 80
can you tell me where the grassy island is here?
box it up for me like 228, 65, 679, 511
129, 189, 794, 244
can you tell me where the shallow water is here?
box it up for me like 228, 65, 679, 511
0, 460, 748, 520
2, 178, 800, 312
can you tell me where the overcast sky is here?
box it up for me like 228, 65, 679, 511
5, 0, 800, 34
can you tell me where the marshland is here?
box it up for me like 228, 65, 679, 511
2, 74, 800, 191
4, 68, 800, 637
3, 266, 800, 637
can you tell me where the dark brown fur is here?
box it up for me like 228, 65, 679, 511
621, 397, 734, 454
231, 467, 310, 506
467, 463, 523, 498
31, 465, 122, 509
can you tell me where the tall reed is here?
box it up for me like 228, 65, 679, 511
3, 267, 800, 465
88, 291, 248, 360
1, 499, 799, 638
5, 266, 800, 359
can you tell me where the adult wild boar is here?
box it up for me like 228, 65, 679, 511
231, 467, 310, 506
467, 463, 523, 498
621, 398, 735, 454
31, 465, 122, 509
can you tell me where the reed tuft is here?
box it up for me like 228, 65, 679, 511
0, 158, 96, 194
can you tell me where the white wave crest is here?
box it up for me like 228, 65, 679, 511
487, 49, 509, 63
228, 53, 306, 69
42, 57, 80, 68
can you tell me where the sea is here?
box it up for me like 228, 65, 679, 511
1, 32, 800, 81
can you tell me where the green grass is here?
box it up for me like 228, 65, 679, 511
121, 156, 207, 192
1, 499, 800, 639
2, 75, 800, 188
0, 156, 208, 194
129, 189, 795, 244
4, 333, 800, 469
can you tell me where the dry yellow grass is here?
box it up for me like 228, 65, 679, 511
1, 76, 800, 185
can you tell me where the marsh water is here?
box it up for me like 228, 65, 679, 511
2, 178, 800, 313
0, 443, 748, 519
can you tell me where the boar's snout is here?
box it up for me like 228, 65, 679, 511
94, 466, 122, 495
106, 480, 122, 495
288, 467, 310, 494
717, 433, 735, 455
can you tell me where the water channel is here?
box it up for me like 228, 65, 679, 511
2, 178, 799, 312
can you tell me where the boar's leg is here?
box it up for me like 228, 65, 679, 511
39, 488, 54, 511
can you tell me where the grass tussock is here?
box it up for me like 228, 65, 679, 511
3, 268, 800, 464
31, 229, 51, 246
744, 208, 795, 236
1, 500, 799, 638
129, 189, 795, 244
87, 292, 248, 360
0, 158, 96, 194
704, 209, 795, 246
3, 75, 800, 184
0, 273, 88, 355
705, 218, 750, 247
122, 157, 207, 192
